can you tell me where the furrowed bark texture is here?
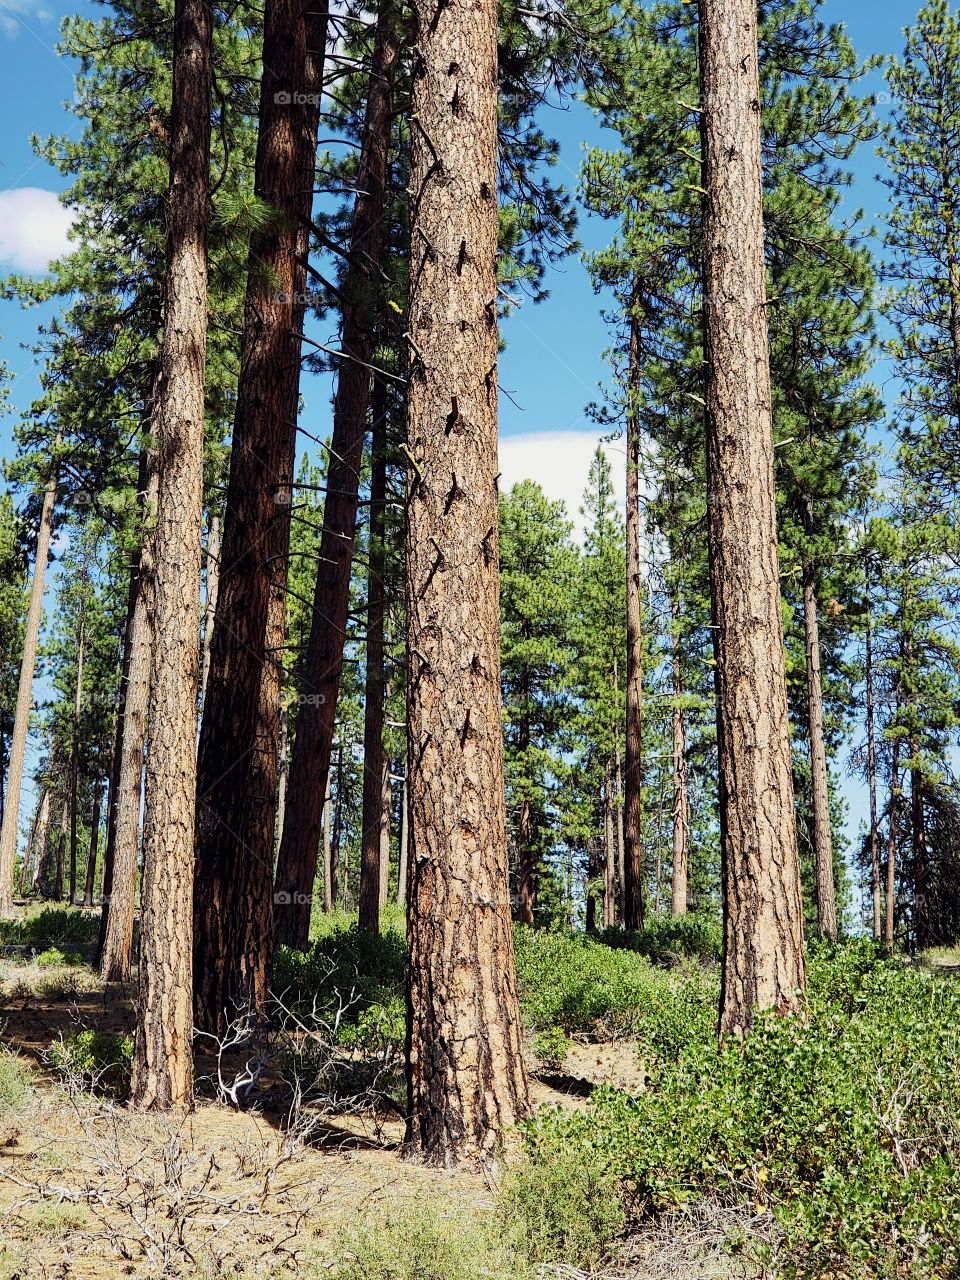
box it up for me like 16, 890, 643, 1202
699, 0, 806, 1037
404, 0, 530, 1164
0, 455, 57, 914
100, 446, 157, 983
273, 4, 400, 948
193, 0, 327, 1030
130, 0, 212, 1111
624, 313, 645, 930
802, 547, 837, 940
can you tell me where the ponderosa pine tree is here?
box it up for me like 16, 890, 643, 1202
193, 0, 329, 1033
699, 0, 806, 1034
130, 0, 213, 1111
404, 0, 530, 1161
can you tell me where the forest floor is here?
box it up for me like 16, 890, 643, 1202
0, 933, 751, 1280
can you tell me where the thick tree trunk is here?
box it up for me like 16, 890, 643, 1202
404, 0, 529, 1163
100, 446, 157, 983
699, 0, 806, 1036
624, 313, 645, 930
0, 453, 57, 914
274, 7, 400, 947
69, 614, 86, 905
865, 600, 882, 940
193, 0, 328, 1033
200, 511, 220, 703
802, 536, 837, 940
130, 0, 212, 1112
82, 773, 103, 908
359, 379, 389, 933
886, 740, 900, 954
670, 595, 689, 918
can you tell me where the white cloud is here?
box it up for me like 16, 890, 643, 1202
0, 188, 73, 273
0, 0, 55, 36
499, 429, 626, 543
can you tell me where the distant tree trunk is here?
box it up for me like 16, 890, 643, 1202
274, 5, 400, 948
802, 503, 837, 940
865, 595, 882, 941
886, 739, 900, 954
396, 776, 408, 908
276, 701, 289, 853
0, 450, 58, 914
82, 773, 104, 908
699, 0, 806, 1036
69, 613, 86, 905
200, 510, 220, 703
130, 0, 212, 1112
670, 595, 689, 918
653, 770, 666, 915
624, 310, 645, 931
379, 760, 391, 907
28, 785, 53, 896
193, 0, 328, 1034
359, 379, 390, 934
322, 776, 333, 913
404, 0, 530, 1163
911, 744, 929, 951
611, 655, 626, 925
54, 795, 68, 902
515, 677, 535, 923
20, 784, 49, 897
602, 758, 616, 928
100, 444, 157, 982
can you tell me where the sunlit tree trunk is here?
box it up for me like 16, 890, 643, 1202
624, 309, 645, 930
670, 595, 689, 918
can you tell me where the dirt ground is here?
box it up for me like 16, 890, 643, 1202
0, 956, 659, 1279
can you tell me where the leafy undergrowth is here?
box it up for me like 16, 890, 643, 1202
0, 906, 100, 955
508, 941, 960, 1279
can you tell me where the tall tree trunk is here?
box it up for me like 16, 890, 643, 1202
200, 510, 221, 703
193, 0, 328, 1034
886, 739, 900, 954
130, 0, 212, 1112
865, 595, 882, 941
82, 773, 104, 908
516, 677, 535, 924
69, 614, 86, 905
911, 746, 929, 950
670, 594, 689, 918
276, 701, 289, 853
28, 784, 53, 896
275, 4, 400, 948
624, 310, 645, 930
378, 758, 391, 908
801, 527, 837, 939
396, 775, 408, 908
603, 759, 617, 929
359, 378, 390, 933
404, 0, 530, 1163
0, 450, 58, 914
20, 782, 50, 897
100, 444, 158, 983
699, 0, 806, 1036
611, 655, 626, 926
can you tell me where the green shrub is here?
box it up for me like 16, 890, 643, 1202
498, 1127, 625, 1270
329, 1201, 531, 1280
47, 1028, 133, 1097
0, 907, 99, 952
597, 911, 723, 964
514, 942, 960, 1279
532, 1025, 571, 1072
514, 926, 717, 1055
273, 925, 405, 1027
35, 947, 85, 968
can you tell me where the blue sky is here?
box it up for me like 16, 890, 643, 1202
0, 0, 924, 902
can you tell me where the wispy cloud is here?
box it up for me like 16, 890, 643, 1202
0, 0, 55, 36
